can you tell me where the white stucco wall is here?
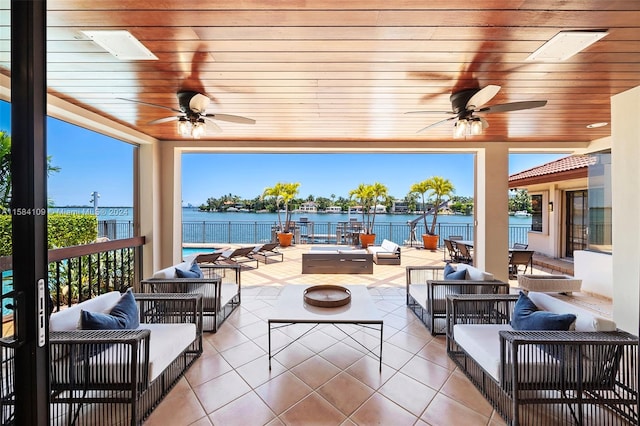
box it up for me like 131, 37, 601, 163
611, 86, 640, 334
574, 250, 613, 298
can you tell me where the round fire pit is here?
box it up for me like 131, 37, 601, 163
303, 285, 351, 308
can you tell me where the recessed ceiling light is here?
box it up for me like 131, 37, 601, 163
526, 30, 608, 62
81, 30, 158, 60
586, 122, 608, 129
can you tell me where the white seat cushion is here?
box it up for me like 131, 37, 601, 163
140, 323, 196, 381
409, 284, 427, 310
51, 323, 196, 383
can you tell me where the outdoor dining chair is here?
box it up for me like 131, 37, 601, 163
508, 250, 534, 278
443, 239, 461, 263
456, 243, 473, 264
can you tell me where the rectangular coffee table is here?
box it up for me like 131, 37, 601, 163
268, 285, 384, 370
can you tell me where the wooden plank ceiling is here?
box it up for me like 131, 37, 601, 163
2, 1, 640, 144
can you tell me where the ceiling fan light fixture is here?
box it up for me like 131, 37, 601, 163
177, 117, 191, 137
453, 119, 468, 138
192, 119, 206, 139
470, 119, 483, 136
526, 30, 608, 62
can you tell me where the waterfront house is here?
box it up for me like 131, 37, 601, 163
508, 154, 612, 298
4, 2, 640, 424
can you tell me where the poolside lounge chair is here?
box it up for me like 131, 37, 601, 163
252, 242, 284, 264
195, 251, 222, 264
220, 246, 259, 269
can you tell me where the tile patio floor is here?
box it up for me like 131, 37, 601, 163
144, 244, 612, 426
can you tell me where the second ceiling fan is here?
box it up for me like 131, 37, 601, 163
406, 85, 547, 137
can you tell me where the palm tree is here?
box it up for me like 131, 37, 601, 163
425, 176, 455, 235
409, 179, 431, 233
369, 182, 388, 234
262, 182, 301, 233
349, 182, 388, 234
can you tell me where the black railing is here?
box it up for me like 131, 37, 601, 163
181, 220, 530, 248
47, 237, 145, 310
0, 236, 145, 424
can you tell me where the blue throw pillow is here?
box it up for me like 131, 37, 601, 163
175, 262, 203, 278
445, 268, 467, 280
443, 263, 456, 277
511, 292, 576, 331
80, 289, 139, 330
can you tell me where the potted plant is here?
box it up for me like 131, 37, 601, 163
262, 182, 300, 247
349, 182, 388, 247
410, 176, 455, 250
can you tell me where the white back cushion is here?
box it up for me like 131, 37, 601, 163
152, 260, 192, 279
381, 239, 399, 252
528, 292, 616, 332
455, 264, 494, 281
49, 291, 122, 332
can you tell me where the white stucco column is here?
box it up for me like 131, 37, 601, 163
159, 144, 183, 266
475, 144, 510, 282
138, 142, 161, 278
611, 86, 640, 334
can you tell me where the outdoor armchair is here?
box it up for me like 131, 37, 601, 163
508, 249, 534, 278
406, 264, 508, 335
49, 292, 203, 425
141, 260, 241, 332
446, 293, 638, 425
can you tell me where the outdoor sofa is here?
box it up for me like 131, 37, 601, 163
302, 247, 373, 274
366, 238, 401, 265
141, 256, 241, 332
49, 290, 203, 425
446, 292, 638, 425
406, 263, 508, 335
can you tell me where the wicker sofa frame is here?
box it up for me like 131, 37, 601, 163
141, 263, 241, 332
445, 294, 638, 425
49, 293, 203, 425
406, 265, 509, 335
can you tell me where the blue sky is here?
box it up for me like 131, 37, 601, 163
1, 100, 565, 206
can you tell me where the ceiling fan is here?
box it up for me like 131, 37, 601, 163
406, 85, 547, 138
119, 91, 256, 138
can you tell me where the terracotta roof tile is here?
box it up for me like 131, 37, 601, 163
509, 155, 595, 182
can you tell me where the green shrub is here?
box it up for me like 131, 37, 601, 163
0, 213, 98, 255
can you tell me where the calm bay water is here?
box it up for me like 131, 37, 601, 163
49, 206, 533, 226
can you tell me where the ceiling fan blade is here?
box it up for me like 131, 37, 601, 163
203, 113, 256, 124
148, 116, 179, 125
117, 97, 182, 113
405, 110, 455, 115
477, 100, 547, 114
203, 117, 223, 132
466, 84, 501, 109
479, 117, 489, 129
416, 116, 456, 133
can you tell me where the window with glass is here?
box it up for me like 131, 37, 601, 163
530, 194, 543, 232
587, 151, 612, 253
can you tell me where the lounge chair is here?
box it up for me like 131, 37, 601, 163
195, 251, 222, 264
252, 242, 283, 263
220, 246, 259, 269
